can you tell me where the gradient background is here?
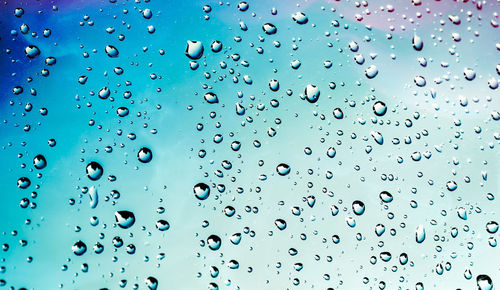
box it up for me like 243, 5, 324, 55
0, 0, 498, 289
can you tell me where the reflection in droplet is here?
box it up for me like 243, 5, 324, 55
185, 41, 204, 60
415, 224, 425, 243
352, 200, 365, 215
292, 12, 308, 24
365, 65, 378, 79
115, 210, 136, 229
194, 183, 210, 200
373, 101, 387, 116
86, 162, 103, 181
17, 177, 31, 189
204, 92, 219, 104
207, 234, 221, 250
24, 45, 41, 59
137, 147, 153, 163
262, 23, 277, 35
72, 240, 87, 256
304, 84, 320, 103
105, 45, 119, 57
276, 163, 290, 176
275, 219, 287, 230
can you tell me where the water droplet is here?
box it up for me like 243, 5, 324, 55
194, 183, 210, 200
365, 65, 378, 79
145, 276, 159, 290
230, 233, 242, 245
269, 79, 279, 91
262, 23, 277, 35
292, 12, 308, 24
414, 76, 426, 87
204, 92, 219, 104
370, 131, 384, 145
98, 87, 111, 99
274, 219, 287, 230
89, 186, 98, 209
33, 154, 47, 169
211, 40, 222, 53
72, 240, 87, 256
373, 101, 387, 116
476, 274, 493, 290
237, 2, 249, 11
415, 224, 425, 243
379, 191, 393, 203
486, 221, 499, 234
207, 235, 221, 250
156, 220, 170, 231
304, 84, 320, 103
332, 108, 344, 119
380, 252, 392, 262
142, 8, 153, 19
24, 45, 40, 59
116, 107, 129, 117
446, 180, 457, 191
185, 41, 204, 60
464, 68, 476, 81
375, 224, 385, 236
412, 34, 423, 51
105, 45, 119, 57
17, 177, 31, 189
137, 147, 153, 163
115, 210, 136, 229
326, 147, 336, 158
290, 59, 301, 69
352, 200, 365, 215
276, 163, 290, 176
86, 161, 103, 181
457, 207, 467, 220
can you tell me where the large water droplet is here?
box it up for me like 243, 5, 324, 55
72, 240, 87, 256
24, 45, 40, 59
156, 220, 170, 231
292, 12, 308, 24
375, 224, 385, 236
194, 183, 210, 200
262, 23, 277, 35
274, 219, 287, 230
207, 234, 221, 250
145, 276, 159, 290
115, 210, 136, 229
17, 177, 31, 189
105, 45, 119, 57
412, 34, 423, 51
304, 84, 320, 103
373, 101, 387, 116
89, 186, 98, 209
137, 147, 153, 163
464, 68, 476, 81
276, 163, 290, 176
211, 40, 222, 53
477, 275, 493, 290
415, 224, 425, 243
414, 76, 426, 87
185, 41, 204, 60
33, 154, 47, 169
326, 147, 336, 158
486, 221, 499, 234
379, 191, 393, 203
352, 200, 365, 215
365, 65, 378, 79
86, 161, 103, 181
204, 92, 219, 104
446, 180, 457, 191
